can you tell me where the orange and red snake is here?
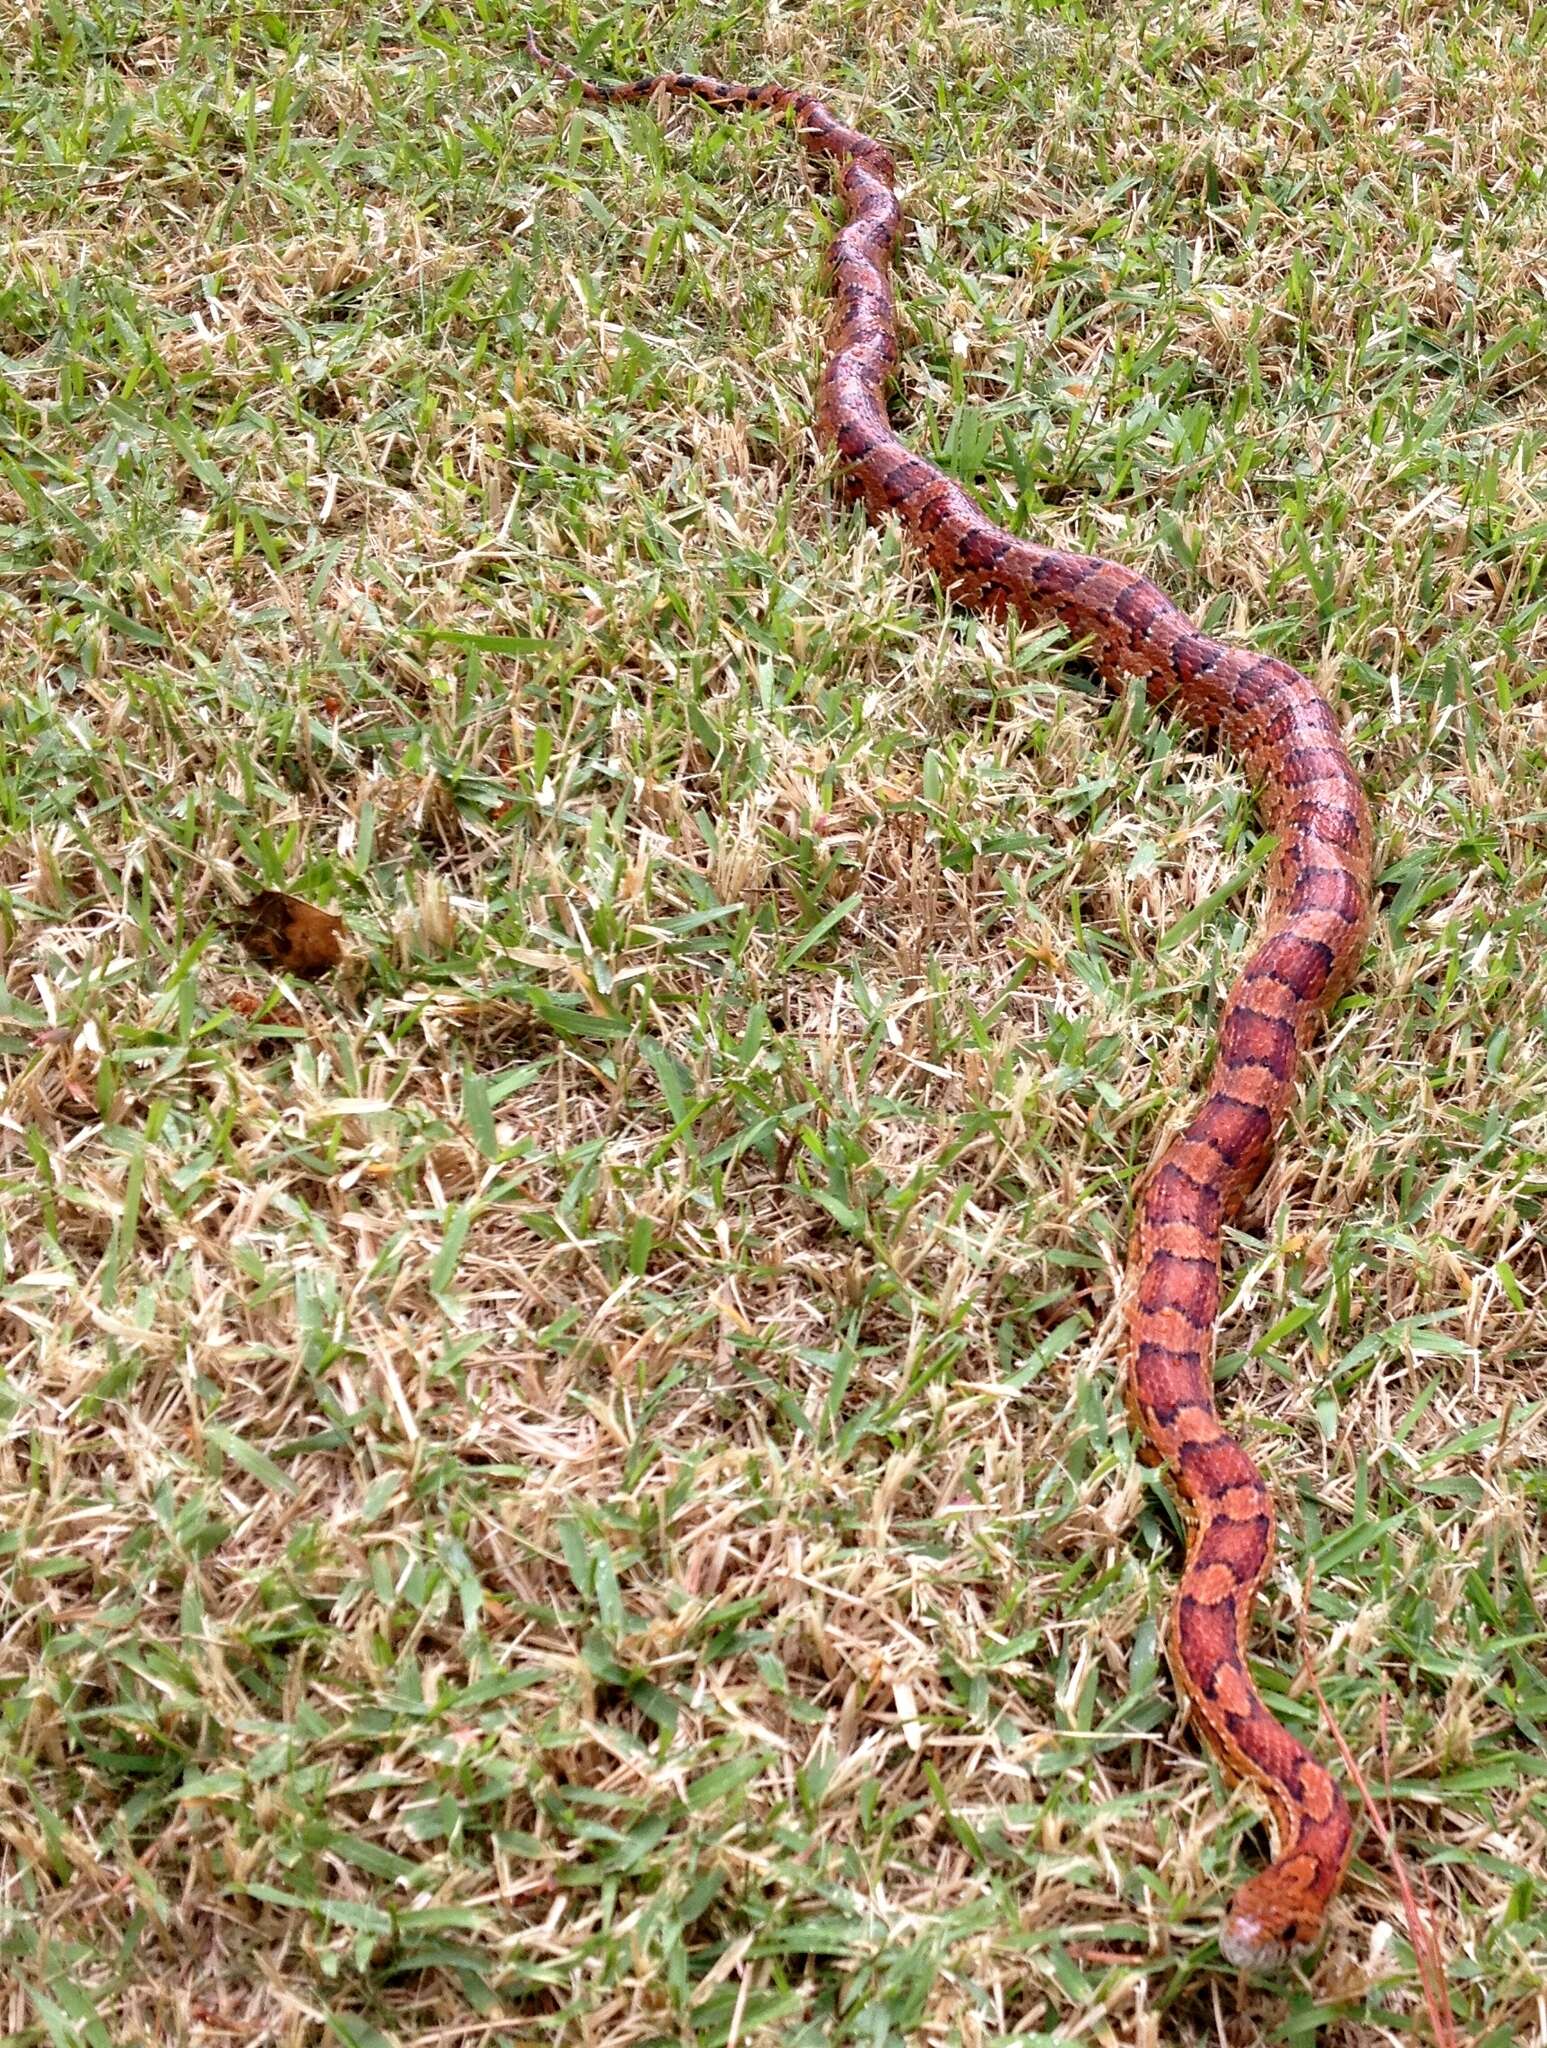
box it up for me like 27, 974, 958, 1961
530, 31, 1373, 1970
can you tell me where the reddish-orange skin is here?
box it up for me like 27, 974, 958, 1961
532, 34, 1373, 1970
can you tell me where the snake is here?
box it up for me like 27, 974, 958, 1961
529, 30, 1373, 1970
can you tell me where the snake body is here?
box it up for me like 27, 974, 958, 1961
531, 33, 1372, 1970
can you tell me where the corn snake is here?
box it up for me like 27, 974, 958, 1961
529, 29, 1373, 1970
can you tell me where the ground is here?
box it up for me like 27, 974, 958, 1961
1, 0, 1545, 2043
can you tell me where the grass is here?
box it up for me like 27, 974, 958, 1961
2, 0, 1546, 2041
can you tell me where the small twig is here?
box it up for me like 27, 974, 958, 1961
1297, 1572, 1459, 2048
1377, 1694, 1462, 2048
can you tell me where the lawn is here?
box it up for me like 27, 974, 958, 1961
2, 0, 1545, 2043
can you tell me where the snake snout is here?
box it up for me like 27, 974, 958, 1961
1220, 1871, 1325, 1972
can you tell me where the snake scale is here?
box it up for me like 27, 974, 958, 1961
531, 31, 1374, 1970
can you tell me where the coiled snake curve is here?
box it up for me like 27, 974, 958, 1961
530, 31, 1373, 1971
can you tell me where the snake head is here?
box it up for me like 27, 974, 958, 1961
1220, 1869, 1327, 1972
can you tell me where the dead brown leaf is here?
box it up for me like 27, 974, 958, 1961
233, 891, 346, 979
